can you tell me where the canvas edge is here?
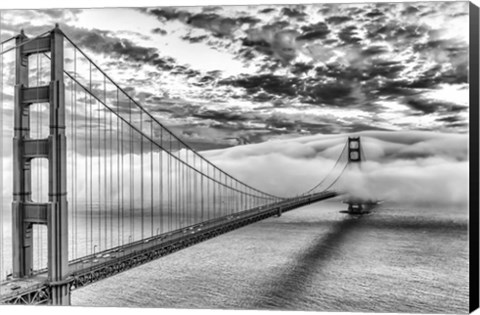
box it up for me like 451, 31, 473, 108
470, 1, 480, 313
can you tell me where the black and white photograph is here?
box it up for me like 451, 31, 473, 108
0, 0, 478, 314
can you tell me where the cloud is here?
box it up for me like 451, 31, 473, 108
365, 9, 385, 19
244, 23, 302, 64
297, 23, 330, 41
136, 2, 468, 134
405, 98, 466, 115
343, 159, 468, 205
219, 74, 301, 98
305, 80, 354, 105
147, 8, 260, 38
280, 7, 307, 20
204, 130, 468, 204
186, 13, 240, 37
60, 25, 177, 71
325, 16, 352, 25
258, 8, 276, 14
0, 3, 471, 152
151, 28, 167, 36
401, 5, 421, 16
338, 26, 362, 44
181, 34, 208, 43
148, 8, 190, 22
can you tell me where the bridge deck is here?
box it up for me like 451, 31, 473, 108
0, 191, 337, 304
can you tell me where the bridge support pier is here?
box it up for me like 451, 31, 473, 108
342, 199, 376, 215
50, 279, 71, 305
347, 202, 365, 214
12, 26, 70, 305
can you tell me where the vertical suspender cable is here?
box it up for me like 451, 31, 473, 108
150, 120, 153, 237
235, 181, 241, 212
120, 93, 124, 245
188, 151, 191, 225
172, 139, 175, 231
200, 159, 204, 223
116, 90, 121, 247
227, 176, 230, 214
69, 71, 74, 260
229, 178, 233, 215
168, 133, 172, 232
84, 89, 88, 257
192, 152, 195, 225
103, 76, 108, 250
225, 175, 228, 216
0, 14, 4, 280
225, 175, 229, 216
109, 82, 113, 249
178, 145, 181, 229
207, 165, 210, 221
219, 173, 222, 217
178, 149, 181, 227
185, 150, 188, 226
129, 100, 133, 242
234, 180, 237, 213
175, 138, 179, 230
213, 168, 216, 219
229, 177, 232, 215
190, 152, 193, 224
205, 164, 208, 221
222, 174, 225, 216
73, 48, 78, 260
220, 173, 224, 216
175, 143, 179, 230
194, 154, 197, 224
109, 85, 113, 248
173, 143, 177, 230
184, 149, 187, 226
38, 48, 44, 269
182, 150, 185, 226
140, 112, 144, 239
159, 128, 163, 235
89, 64, 93, 255
97, 78, 102, 252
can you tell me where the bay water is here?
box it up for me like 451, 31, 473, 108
70, 200, 469, 313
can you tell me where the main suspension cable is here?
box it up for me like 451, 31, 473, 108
304, 141, 348, 194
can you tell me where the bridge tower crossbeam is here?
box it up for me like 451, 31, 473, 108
12, 26, 70, 305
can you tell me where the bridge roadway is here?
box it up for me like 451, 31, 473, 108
0, 191, 338, 304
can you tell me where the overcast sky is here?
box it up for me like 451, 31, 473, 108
0, 1, 471, 150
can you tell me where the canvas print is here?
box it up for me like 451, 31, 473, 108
0, 1, 477, 313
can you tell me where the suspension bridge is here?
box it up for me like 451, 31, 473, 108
0, 26, 371, 305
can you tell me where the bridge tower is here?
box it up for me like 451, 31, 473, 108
12, 26, 70, 305
345, 137, 366, 214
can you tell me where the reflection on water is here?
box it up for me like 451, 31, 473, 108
69, 200, 468, 313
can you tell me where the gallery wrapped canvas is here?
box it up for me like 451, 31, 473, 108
0, 0, 478, 314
